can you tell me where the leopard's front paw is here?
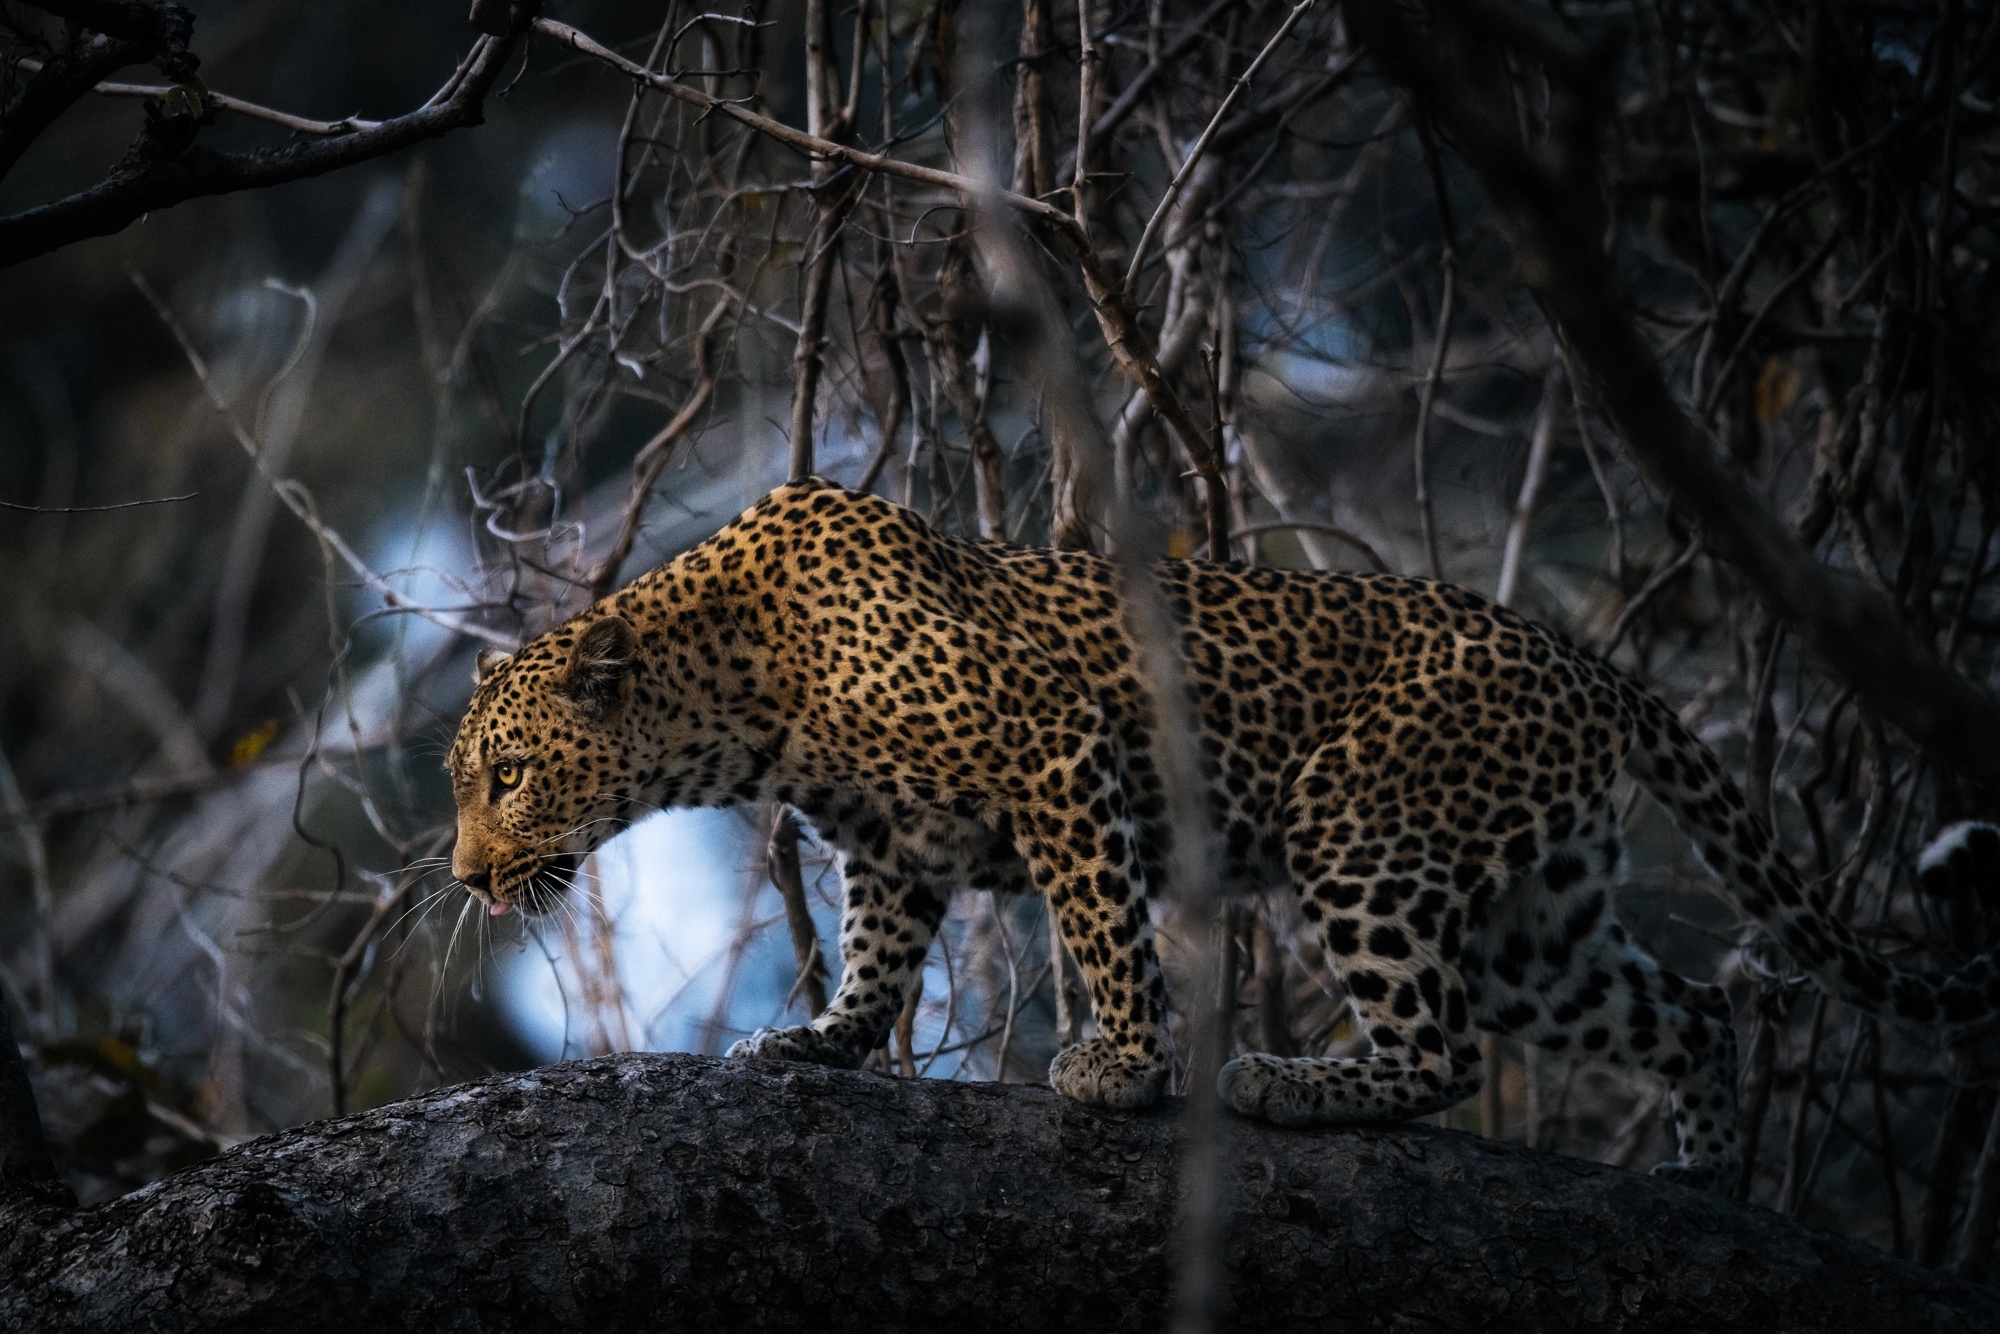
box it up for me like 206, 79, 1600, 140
1049, 1037, 1168, 1110
1218, 1052, 1327, 1127
726, 1024, 862, 1069
1647, 1161, 1726, 1193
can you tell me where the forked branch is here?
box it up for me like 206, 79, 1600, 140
0, 30, 518, 267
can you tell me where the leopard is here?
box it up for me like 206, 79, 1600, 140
446, 477, 2000, 1188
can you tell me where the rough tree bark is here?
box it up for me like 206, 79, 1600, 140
1, 1053, 1994, 1332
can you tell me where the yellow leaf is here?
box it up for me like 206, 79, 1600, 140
1755, 357, 1797, 425
159, 75, 210, 120
227, 719, 281, 768
95, 1036, 146, 1081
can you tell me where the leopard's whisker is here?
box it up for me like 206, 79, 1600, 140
386, 883, 461, 951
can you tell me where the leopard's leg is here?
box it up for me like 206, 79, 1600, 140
1221, 748, 1485, 1125
728, 848, 945, 1067
1468, 822, 1740, 1188
1017, 746, 1170, 1111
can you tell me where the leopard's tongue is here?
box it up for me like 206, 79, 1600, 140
488, 902, 511, 917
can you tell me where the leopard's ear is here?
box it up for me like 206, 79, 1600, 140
560, 615, 636, 718
473, 648, 513, 684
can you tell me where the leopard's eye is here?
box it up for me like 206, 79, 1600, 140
494, 761, 523, 791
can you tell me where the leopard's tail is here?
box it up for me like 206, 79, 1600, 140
1618, 680, 2000, 1035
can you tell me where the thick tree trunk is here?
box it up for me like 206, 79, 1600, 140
1, 1052, 1994, 1332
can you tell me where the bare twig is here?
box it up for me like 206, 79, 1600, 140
787, 0, 859, 481
1121, 0, 1316, 304
1047, 908, 1082, 1047
131, 272, 516, 650
1777, 995, 1833, 1216
1599, 531, 1702, 656
1227, 520, 1386, 572
531, 19, 1071, 231
0, 746, 57, 1044
0, 491, 194, 513
1494, 366, 1562, 608
1084, 0, 1240, 155
8, 56, 391, 136
1409, 122, 1457, 582
769, 811, 827, 1018
589, 294, 732, 598
894, 968, 923, 1077
328, 857, 440, 1117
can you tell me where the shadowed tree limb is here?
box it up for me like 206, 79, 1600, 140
4, 57, 444, 138
0, 24, 520, 269
17, 2, 194, 53
1347, 0, 2000, 791
0, 33, 153, 183
0, 1052, 1995, 1331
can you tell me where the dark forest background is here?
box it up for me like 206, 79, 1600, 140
3, 0, 2000, 1279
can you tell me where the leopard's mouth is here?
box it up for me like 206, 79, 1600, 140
490, 851, 583, 918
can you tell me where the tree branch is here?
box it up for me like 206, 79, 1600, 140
533, 14, 1230, 559
1349, 0, 2000, 790
0, 33, 515, 269
1228, 520, 1387, 572
531, 18, 1072, 230
16, 1, 194, 56
0, 35, 151, 184
769, 811, 828, 1018
1121, 0, 1316, 305
8, 57, 399, 137
1083, 0, 1238, 156
588, 293, 731, 599
1, 1053, 1995, 1330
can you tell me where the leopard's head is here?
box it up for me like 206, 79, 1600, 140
446, 615, 642, 917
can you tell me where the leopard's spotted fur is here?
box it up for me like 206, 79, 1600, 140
447, 479, 2000, 1184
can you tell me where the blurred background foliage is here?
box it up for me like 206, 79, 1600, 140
1, 0, 1999, 1279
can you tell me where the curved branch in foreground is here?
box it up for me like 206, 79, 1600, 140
0, 33, 516, 269
1348, 3, 2000, 792
0, 36, 151, 184
1, 1052, 1994, 1332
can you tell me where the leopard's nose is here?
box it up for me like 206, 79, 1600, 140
460, 866, 491, 893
